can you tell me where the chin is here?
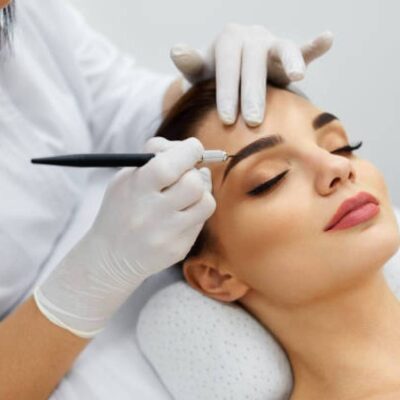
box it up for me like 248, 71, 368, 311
356, 207, 400, 270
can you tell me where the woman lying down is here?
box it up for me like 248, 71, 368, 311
151, 79, 400, 400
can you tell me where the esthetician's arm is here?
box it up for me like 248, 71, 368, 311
0, 136, 213, 400
0, 79, 187, 400
0, 297, 89, 400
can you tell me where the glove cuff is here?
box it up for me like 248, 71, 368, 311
33, 286, 104, 339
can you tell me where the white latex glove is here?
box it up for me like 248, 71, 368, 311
34, 137, 216, 338
170, 24, 333, 126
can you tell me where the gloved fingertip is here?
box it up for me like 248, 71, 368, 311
242, 97, 265, 126
218, 108, 237, 125
288, 70, 305, 81
244, 116, 263, 127
170, 46, 204, 80
243, 107, 263, 126
320, 30, 334, 41
311, 31, 334, 54
222, 116, 236, 125
170, 43, 191, 57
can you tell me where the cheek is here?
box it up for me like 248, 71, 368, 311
213, 193, 316, 306
353, 158, 400, 262
357, 159, 393, 204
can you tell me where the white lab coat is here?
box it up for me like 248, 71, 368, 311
0, 0, 174, 397
0, 0, 173, 316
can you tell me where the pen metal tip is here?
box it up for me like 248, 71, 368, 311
201, 150, 236, 163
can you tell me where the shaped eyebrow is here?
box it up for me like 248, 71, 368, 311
220, 112, 339, 186
312, 112, 338, 130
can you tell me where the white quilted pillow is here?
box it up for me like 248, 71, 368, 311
136, 207, 400, 400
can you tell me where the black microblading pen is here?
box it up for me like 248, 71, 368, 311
31, 151, 235, 168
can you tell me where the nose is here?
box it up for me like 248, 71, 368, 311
312, 150, 357, 196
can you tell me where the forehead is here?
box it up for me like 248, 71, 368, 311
195, 86, 323, 175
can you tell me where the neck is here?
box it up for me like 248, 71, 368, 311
241, 270, 400, 399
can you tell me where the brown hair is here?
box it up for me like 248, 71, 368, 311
154, 79, 220, 262
153, 79, 307, 263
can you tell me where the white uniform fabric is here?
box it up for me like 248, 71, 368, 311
0, 0, 177, 397
0, 0, 174, 320
136, 207, 400, 400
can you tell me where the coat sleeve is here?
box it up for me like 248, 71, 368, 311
61, 1, 176, 153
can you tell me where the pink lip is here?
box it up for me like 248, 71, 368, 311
324, 191, 380, 232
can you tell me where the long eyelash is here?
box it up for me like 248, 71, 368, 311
331, 140, 363, 154
247, 141, 364, 197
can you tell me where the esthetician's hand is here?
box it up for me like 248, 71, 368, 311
170, 24, 333, 126
34, 137, 216, 338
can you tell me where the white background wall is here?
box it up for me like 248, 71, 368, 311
68, 0, 400, 205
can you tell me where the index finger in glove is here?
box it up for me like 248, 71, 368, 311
138, 137, 205, 192
144, 136, 181, 153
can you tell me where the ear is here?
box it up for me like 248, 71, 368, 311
182, 256, 249, 302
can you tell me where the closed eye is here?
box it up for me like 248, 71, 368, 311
246, 140, 363, 197
247, 170, 289, 196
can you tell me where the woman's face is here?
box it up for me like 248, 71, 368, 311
188, 85, 400, 308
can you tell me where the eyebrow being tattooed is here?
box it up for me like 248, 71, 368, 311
220, 112, 340, 186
